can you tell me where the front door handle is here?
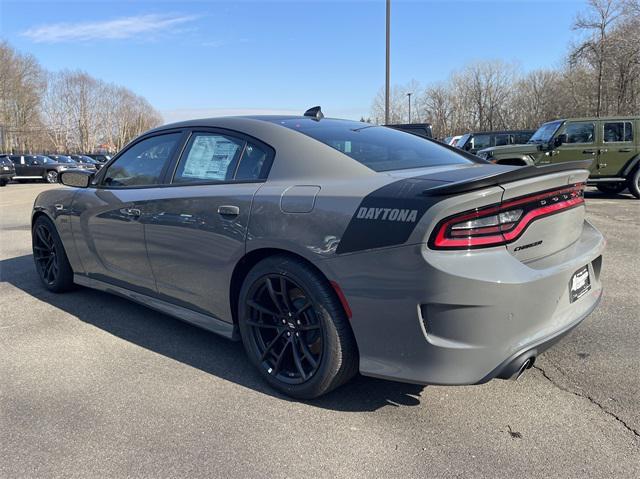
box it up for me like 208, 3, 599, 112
218, 205, 240, 216
582, 150, 596, 155
120, 207, 141, 218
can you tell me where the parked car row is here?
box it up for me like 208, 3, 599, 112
0, 153, 111, 185
426, 115, 639, 197
476, 116, 640, 198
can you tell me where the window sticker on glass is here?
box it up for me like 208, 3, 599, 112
180, 135, 241, 181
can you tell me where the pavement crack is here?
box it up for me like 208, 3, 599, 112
533, 364, 640, 441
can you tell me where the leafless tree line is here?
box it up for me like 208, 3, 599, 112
371, 0, 640, 138
0, 41, 162, 154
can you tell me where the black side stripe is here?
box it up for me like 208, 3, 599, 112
336, 177, 446, 254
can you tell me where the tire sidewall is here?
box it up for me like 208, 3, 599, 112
238, 256, 347, 399
628, 168, 640, 199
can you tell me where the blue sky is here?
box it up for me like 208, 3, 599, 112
1, 0, 585, 123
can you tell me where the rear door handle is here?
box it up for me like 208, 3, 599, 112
582, 150, 596, 155
120, 207, 141, 218
217, 205, 240, 216
618, 148, 632, 152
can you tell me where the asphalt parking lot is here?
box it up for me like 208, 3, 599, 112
1, 182, 638, 478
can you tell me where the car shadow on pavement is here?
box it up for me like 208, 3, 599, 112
584, 189, 636, 200
1, 254, 426, 411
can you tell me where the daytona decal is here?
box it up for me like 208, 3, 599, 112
356, 207, 419, 222
336, 177, 446, 254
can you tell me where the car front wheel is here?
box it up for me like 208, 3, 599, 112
32, 216, 75, 292
238, 255, 358, 399
45, 170, 58, 183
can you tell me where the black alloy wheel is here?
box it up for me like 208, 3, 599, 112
32, 216, 74, 292
238, 255, 358, 399
33, 223, 59, 286
245, 274, 323, 384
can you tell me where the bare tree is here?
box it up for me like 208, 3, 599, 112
571, 0, 624, 116
0, 42, 45, 152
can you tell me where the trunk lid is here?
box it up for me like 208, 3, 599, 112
498, 168, 588, 262
423, 161, 591, 261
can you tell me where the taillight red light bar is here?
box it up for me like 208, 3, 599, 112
429, 183, 585, 250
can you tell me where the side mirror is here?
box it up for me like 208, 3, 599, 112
60, 170, 93, 188
554, 134, 568, 147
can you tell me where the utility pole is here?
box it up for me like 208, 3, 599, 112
407, 92, 412, 123
385, 0, 390, 124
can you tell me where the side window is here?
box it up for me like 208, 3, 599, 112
10, 156, 22, 165
603, 122, 633, 143
235, 142, 271, 180
103, 133, 181, 187
471, 134, 491, 150
494, 134, 509, 146
565, 122, 594, 144
173, 133, 244, 183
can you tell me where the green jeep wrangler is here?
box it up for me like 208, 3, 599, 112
477, 117, 640, 198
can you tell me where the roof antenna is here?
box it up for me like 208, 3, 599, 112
303, 106, 324, 121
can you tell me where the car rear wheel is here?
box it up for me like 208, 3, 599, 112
628, 168, 640, 199
32, 216, 75, 293
45, 170, 58, 183
596, 183, 626, 195
238, 255, 358, 399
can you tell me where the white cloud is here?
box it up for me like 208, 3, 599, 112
22, 14, 199, 43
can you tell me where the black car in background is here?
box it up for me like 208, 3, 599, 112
0, 155, 16, 186
385, 123, 433, 139
6, 155, 75, 183
86, 153, 111, 163
455, 130, 535, 154
69, 155, 103, 170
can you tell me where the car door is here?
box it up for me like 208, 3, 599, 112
24, 156, 45, 178
143, 130, 274, 322
71, 131, 185, 294
10, 156, 27, 176
598, 120, 636, 177
551, 121, 598, 173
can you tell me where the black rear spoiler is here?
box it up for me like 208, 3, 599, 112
422, 160, 593, 196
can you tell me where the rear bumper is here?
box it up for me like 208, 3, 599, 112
323, 220, 605, 385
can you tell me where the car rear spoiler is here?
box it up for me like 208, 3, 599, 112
422, 160, 593, 196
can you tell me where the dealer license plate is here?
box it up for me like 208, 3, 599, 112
570, 266, 591, 303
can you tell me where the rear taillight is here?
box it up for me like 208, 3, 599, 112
429, 183, 585, 250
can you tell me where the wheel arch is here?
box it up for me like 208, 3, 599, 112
229, 247, 348, 326
621, 154, 640, 177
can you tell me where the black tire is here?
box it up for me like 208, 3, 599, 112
45, 170, 58, 183
596, 183, 627, 195
238, 255, 358, 399
628, 168, 640, 199
0, 179, 7, 187
32, 215, 75, 293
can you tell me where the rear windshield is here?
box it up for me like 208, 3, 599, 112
272, 118, 475, 172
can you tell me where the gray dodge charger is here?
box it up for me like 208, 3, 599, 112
31, 108, 604, 398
